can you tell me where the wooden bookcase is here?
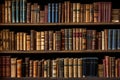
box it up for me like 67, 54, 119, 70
0, 0, 120, 80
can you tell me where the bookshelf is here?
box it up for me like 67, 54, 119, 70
0, 0, 120, 80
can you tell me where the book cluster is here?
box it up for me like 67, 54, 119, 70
0, 28, 120, 51
0, 56, 120, 78
0, 0, 120, 23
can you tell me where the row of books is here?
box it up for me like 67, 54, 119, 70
0, 29, 120, 51
0, 0, 120, 23
0, 56, 120, 78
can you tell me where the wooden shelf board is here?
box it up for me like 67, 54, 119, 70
0, 22, 120, 26
0, 50, 120, 54
0, 77, 120, 80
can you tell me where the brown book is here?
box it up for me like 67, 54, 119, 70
19, 32, 23, 50
25, 57, 29, 77
0, 31, 2, 51
6, 56, 11, 77
53, 33, 56, 50
48, 31, 53, 50
16, 33, 20, 50
2, 56, 6, 77
29, 60, 33, 77
5, 29, 9, 50
44, 31, 48, 51
97, 32, 102, 50
17, 59, 22, 78
5, 1, 8, 23
61, 3, 65, 23
58, 3, 62, 23
40, 11, 45, 23
82, 28, 87, 50
7, 0, 11, 23
26, 35, 31, 50
31, 5, 34, 23
104, 29, 108, 50
45, 5, 48, 23
93, 2, 99, 22
61, 29, 65, 50
76, 28, 79, 50
36, 31, 41, 50
2, 4, 5, 23
38, 60, 42, 77
73, 28, 76, 50
33, 60, 38, 77
55, 31, 61, 51
91, 30, 97, 50
11, 58, 17, 77
85, 4, 90, 22
79, 28, 82, 50
89, 4, 94, 22
30, 30, 36, 50
27, 3, 31, 23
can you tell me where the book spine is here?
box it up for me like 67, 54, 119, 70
16, 0, 19, 23
68, 29, 73, 50
112, 29, 117, 50
8, 1, 11, 23
5, 1, 8, 23
69, 58, 73, 78
17, 59, 22, 78
55, 3, 58, 23
20, 0, 23, 23
11, 58, 17, 77
27, 3, 31, 23
117, 29, 120, 49
23, 0, 26, 23
48, 3, 51, 23
52, 3, 55, 23
6, 56, 11, 77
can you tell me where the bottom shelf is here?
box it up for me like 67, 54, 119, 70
0, 77, 120, 80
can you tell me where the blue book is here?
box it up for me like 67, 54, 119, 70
12, 0, 15, 23
48, 3, 51, 23
23, 0, 26, 23
55, 3, 58, 23
117, 29, 120, 49
20, 0, 23, 23
112, 29, 117, 50
108, 29, 112, 50
16, 0, 19, 23
52, 3, 55, 23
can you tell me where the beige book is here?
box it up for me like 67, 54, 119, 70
11, 58, 17, 77
40, 31, 45, 50
23, 33, 27, 50
78, 58, 82, 78
69, 58, 73, 78
64, 58, 69, 78
102, 31, 104, 50
52, 60, 57, 77
36, 32, 41, 50
73, 58, 78, 78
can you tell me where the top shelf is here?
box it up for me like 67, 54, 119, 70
0, 23, 120, 26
